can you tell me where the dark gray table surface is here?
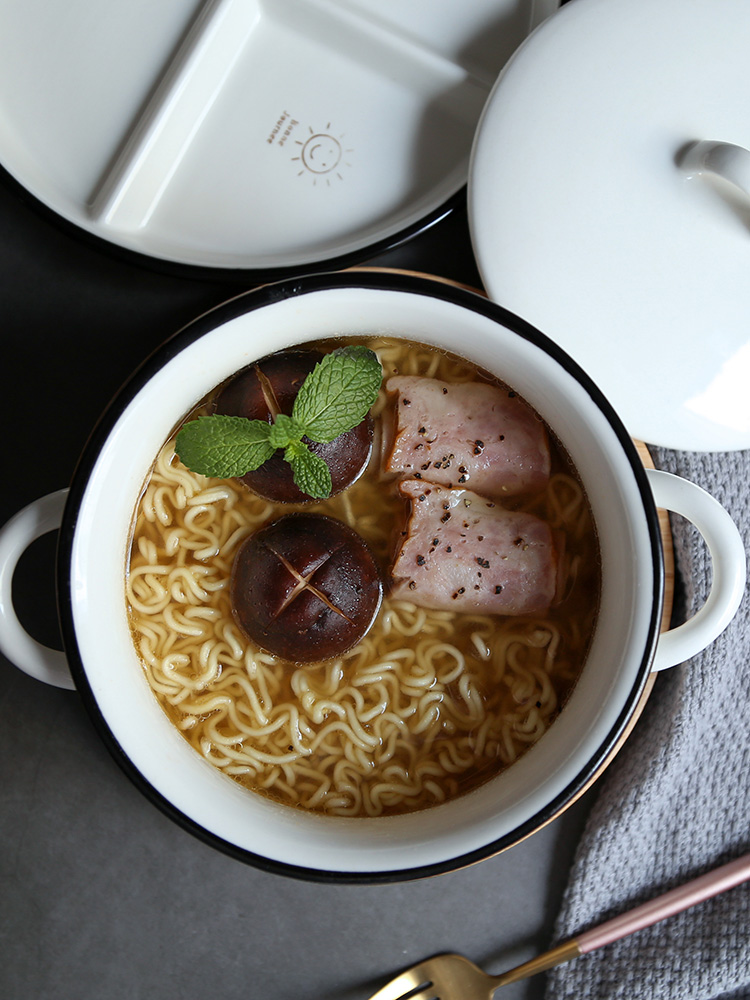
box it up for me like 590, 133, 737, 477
0, 173, 597, 1000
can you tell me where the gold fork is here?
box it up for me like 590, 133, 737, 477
366, 852, 750, 1000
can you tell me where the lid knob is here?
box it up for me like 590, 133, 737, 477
679, 140, 750, 223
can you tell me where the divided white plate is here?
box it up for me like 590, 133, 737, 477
0, 0, 557, 271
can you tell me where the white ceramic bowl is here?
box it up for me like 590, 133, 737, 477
0, 273, 744, 882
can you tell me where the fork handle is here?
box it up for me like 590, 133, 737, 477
492, 939, 583, 987
493, 853, 750, 989
576, 852, 750, 953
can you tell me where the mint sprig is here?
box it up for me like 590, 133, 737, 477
174, 414, 275, 479
285, 441, 332, 499
293, 344, 383, 442
174, 346, 381, 499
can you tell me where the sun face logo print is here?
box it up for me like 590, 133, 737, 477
293, 125, 352, 184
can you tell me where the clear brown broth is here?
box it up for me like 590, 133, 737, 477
126, 337, 601, 817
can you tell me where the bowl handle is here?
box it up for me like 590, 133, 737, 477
0, 489, 75, 690
647, 469, 746, 671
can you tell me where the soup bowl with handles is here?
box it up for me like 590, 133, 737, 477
0, 271, 745, 883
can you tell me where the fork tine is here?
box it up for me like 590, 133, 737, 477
365, 963, 435, 1000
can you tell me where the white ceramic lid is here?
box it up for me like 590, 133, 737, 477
0, 0, 556, 272
469, 0, 750, 451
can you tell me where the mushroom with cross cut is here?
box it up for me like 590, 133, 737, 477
231, 513, 383, 663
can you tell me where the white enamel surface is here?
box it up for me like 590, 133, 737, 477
0, 0, 557, 269
469, 0, 750, 451
69, 286, 660, 874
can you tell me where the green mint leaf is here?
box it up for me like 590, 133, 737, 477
175, 415, 275, 478
292, 346, 382, 443
267, 413, 305, 451
285, 440, 332, 499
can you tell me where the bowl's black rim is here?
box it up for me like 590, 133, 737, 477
0, 162, 460, 285
55, 270, 664, 884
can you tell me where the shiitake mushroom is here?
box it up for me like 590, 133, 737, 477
231, 514, 383, 663
214, 349, 373, 503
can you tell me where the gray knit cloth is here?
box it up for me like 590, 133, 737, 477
545, 449, 750, 1000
